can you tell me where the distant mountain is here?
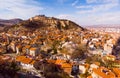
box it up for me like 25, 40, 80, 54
0, 18, 23, 27
85, 24, 120, 28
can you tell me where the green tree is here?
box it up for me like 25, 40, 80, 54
71, 44, 88, 60
0, 61, 20, 78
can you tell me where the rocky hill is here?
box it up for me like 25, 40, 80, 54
28, 15, 85, 30
4, 15, 86, 32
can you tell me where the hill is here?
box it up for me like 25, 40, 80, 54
3, 15, 87, 56
4, 15, 85, 32
28, 15, 85, 30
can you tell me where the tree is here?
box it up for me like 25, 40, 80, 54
86, 54, 102, 64
71, 44, 88, 60
0, 61, 20, 78
112, 37, 120, 58
51, 40, 61, 54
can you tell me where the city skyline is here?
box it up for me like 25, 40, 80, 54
0, 0, 120, 25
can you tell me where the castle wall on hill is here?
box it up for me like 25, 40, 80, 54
29, 15, 70, 28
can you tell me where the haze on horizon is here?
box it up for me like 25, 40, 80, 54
0, 0, 120, 25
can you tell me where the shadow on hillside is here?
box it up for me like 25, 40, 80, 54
21, 20, 45, 29
112, 37, 120, 59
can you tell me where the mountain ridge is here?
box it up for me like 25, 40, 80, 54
0, 18, 23, 27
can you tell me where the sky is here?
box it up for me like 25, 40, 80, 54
0, 0, 120, 25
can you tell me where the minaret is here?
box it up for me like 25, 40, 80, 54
80, 33, 83, 44
7, 36, 10, 44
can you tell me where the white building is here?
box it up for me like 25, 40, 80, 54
30, 47, 40, 56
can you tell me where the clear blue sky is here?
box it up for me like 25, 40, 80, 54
0, 0, 120, 25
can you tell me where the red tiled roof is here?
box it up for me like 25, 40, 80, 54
93, 67, 115, 78
16, 56, 35, 65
